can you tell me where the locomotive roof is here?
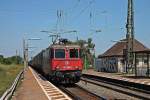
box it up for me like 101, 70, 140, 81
50, 44, 80, 48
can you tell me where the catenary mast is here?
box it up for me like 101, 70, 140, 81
126, 0, 134, 72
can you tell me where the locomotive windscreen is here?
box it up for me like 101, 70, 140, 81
55, 49, 65, 58
70, 49, 79, 58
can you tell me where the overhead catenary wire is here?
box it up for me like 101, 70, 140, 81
66, 0, 81, 13
71, 0, 95, 23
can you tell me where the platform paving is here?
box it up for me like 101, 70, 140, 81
12, 67, 48, 100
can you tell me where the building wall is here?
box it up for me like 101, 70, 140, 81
95, 57, 118, 72
135, 57, 150, 76
117, 57, 125, 73
118, 56, 150, 74
136, 57, 149, 67
96, 56, 150, 73
95, 58, 102, 71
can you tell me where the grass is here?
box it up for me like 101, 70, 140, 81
0, 64, 23, 96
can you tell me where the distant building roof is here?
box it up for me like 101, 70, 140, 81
98, 39, 149, 58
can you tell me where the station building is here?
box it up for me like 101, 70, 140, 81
96, 39, 150, 74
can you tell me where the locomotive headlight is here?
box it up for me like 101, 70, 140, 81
56, 66, 60, 69
75, 66, 78, 69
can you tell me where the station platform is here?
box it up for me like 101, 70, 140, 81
82, 69, 150, 86
12, 67, 71, 100
12, 67, 48, 100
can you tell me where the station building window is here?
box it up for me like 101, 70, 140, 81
136, 59, 139, 65
144, 59, 147, 65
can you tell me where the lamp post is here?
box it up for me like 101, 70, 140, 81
26, 38, 41, 64
23, 37, 41, 79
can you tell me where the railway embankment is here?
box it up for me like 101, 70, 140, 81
0, 64, 23, 96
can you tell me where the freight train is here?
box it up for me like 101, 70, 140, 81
30, 39, 83, 84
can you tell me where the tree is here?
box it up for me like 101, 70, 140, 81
0, 55, 23, 65
73, 38, 95, 68
8, 56, 23, 64
2, 58, 11, 65
0, 55, 4, 63
87, 38, 95, 49
86, 38, 95, 66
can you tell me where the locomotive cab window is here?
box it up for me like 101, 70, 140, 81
70, 49, 78, 58
51, 49, 54, 58
55, 49, 65, 58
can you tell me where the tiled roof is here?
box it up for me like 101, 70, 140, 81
98, 39, 149, 58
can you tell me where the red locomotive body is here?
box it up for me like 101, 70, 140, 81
31, 44, 83, 84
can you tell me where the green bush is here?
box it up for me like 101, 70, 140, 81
0, 55, 4, 63
2, 58, 12, 65
0, 55, 23, 65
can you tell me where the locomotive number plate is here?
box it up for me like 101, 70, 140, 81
65, 61, 69, 65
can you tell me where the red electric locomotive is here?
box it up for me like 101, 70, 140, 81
31, 39, 83, 84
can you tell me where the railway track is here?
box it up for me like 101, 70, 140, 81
59, 84, 106, 100
81, 74, 150, 100
30, 67, 105, 100
29, 67, 150, 100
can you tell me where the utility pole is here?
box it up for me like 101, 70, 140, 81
126, 0, 134, 73
26, 42, 28, 68
23, 38, 29, 78
23, 38, 26, 79
16, 49, 18, 64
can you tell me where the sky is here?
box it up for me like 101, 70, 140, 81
0, 0, 150, 58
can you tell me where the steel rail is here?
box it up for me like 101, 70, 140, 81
0, 70, 23, 100
81, 74, 150, 100
59, 84, 106, 100
82, 74, 150, 93
59, 86, 81, 100
74, 84, 107, 100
